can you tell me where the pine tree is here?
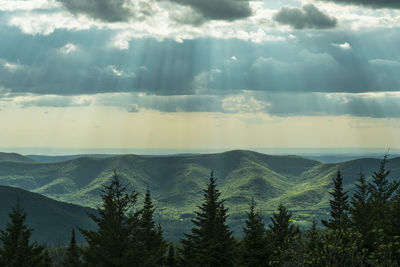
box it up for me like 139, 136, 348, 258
321, 170, 350, 232
79, 170, 140, 267
137, 189, 167, 267
165, 245, 177, 267
63, 228, 83, 267
267, 203, 299, 265
302, 221, 323, 266
350, 171, 370, 233
306, 221, 319, 252
180, 171, 235, 266
0, 201, 51, 267
368, 153, 400, 230
240, 198, 268, 267
349, 171, 374, 253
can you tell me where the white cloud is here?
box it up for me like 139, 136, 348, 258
331, 42, 352, 49
369, 59, 400, 66
222, 95, 270, 113
0, 0, 58, 11
0, 59, 24, 72
106, 66, 136, 78
58, 43, 77, 54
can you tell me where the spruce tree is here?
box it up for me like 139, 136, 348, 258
240, 198, 268, 267
137, 189, 166, 267
180, 171, 235, 266
267, 203, 299, 265
321, 170, 350, 231
63, 228, 83, 267
0, 201, 51, 267
79, 170, 140, 267
165, 245, 177, 267
368, 153, 399, 230
350, 171, 370, 233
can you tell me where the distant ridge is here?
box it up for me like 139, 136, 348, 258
0, 152, 35, 163
0, 185, 96, 245
0, 149, 398, 240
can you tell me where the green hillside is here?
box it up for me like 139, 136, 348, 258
0, 150, 398, 240
0, 152, 35, 163
0, 186, 96, 245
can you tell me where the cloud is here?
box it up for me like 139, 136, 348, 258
318, 0, 400, 9
273, 4, 337, 29
16, 95, 92, 108
331, 42, 351, 49
56, 0, 153, 22
221, 95, 270, 113
165, 0, 252, 22
262, 92, 400, 118
369, 59, 400, 67
58, 43, 77, 54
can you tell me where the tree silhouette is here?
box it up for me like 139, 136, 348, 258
79, 170, 139, 266
180, 171, 235, 266
0, 201, 51, 267
240, 198, 269, 266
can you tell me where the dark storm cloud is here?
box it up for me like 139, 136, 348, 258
258, 93, 400, 118
1, 26, 400, 105
56, 0, 139, 22
274, 4, 337, 29
318, 0, 400, 9
166, 0, 252, 21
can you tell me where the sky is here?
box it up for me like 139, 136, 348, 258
0, 0, 400, 154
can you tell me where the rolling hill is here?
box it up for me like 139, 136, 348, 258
0, 150, 399, 240
0, 186, 96, 245
0, 152, 35, 163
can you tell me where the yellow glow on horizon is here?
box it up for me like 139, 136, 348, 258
1, 105, 400, 150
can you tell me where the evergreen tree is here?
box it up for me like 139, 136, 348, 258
321, 170, 350, 232
239, 198, 268, 267
79, 170, 140, 267
0, 201, 51, 267
136, 189, 167, 267
350, 171, 370, 233
368, 153, 400, 230
180, 171, 235, 266
306, 221, 319, 252
63, 228, 83, 267
267, 203, 299, 265
165, 245, 177, 267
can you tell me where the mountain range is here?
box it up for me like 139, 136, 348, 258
0, 150, 399, 241
0, 185, 96, 245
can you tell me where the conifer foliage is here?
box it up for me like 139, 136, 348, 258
321, 170, 349, 231
0, 201, 51, 267
137, 189, 167, 267
267, 203, 299, 265
239, 198, 268, 266
180, 171, 235, 266
79, 170, 140, 266
63, 228, 83, 267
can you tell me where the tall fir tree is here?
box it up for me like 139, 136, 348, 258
179, 171, 235, 267
321, 170, 350, 231
350, 171, 370, 233
165, 245, 177, 267
239, 198, 269, 267
79, 170, 140, 267
63, 228, 83, 267
368, 153, 400, 231
267, 203, 299, 266
136, 189, 167, 267
0, 201, 51, 267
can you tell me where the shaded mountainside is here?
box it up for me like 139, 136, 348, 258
0, 186, 96, 245
0, 150, 399, 240
0, 152, 35, 163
